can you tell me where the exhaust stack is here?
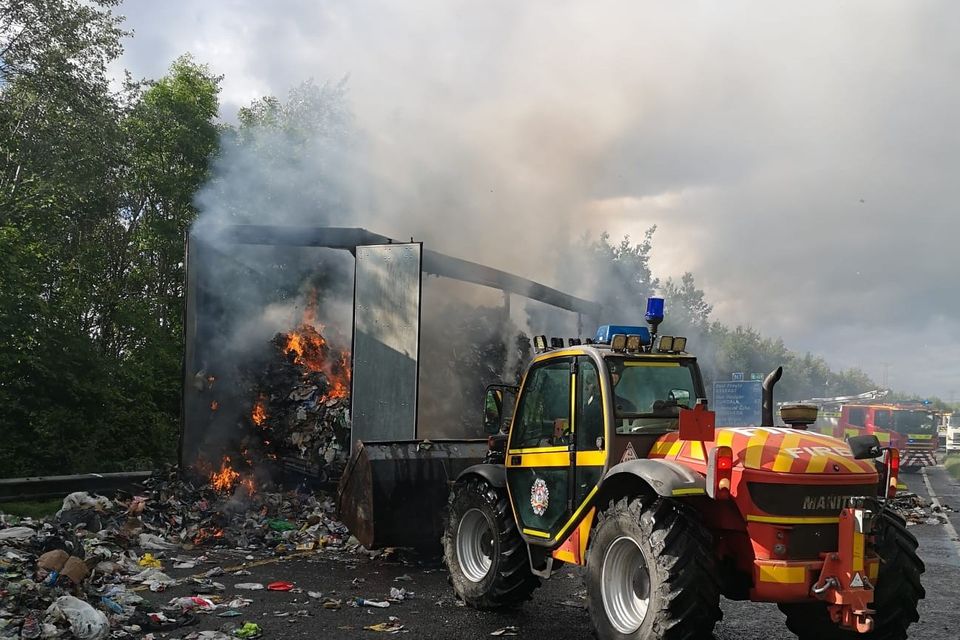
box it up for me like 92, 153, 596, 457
761, 366, 783, 427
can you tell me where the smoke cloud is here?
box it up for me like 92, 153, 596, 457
118, 0, 960, 400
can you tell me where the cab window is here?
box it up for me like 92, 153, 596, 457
510, 360, 571, 449
874, 409, 892, 429
848, 407, 866, 427
607, 359, 698, 434
576, 358, 603, 450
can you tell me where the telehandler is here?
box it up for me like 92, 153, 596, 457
341, 298, 924, 640
445, 299, 924, 640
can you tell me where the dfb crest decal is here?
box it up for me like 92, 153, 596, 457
530, 478, 550, 516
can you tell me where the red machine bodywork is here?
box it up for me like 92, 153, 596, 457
647, 425, 881, 627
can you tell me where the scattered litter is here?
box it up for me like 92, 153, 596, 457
354, 598, 390, 608
138, 553, 163, 569
389, 587, 414, 601
267, 580, 295, 591
138, 533, 178, 550
170, 596, 217, 611
45, 595, 110, 640
0, 526, 35, 542
322, 598, 343, 610
101, 597, 125, 614
365, 621, 405, 633
225, 597, 254, 609
307, 591, 324, 599
490, 626, 519, 636
890, 492, 951, 525
218, 610, 243, 618
393, 574, 413, 582
233, 622, 263, 638
268, 519, 296, 532
234, 583, 265, 590
184, 633, 232, 640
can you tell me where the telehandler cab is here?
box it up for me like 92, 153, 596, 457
441, 299, 924, 640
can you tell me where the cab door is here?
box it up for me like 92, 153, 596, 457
505, 356, 607, 545
505, 358, 573, 543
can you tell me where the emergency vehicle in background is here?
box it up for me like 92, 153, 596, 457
825, 403, 938, 470
791, 391, 939, 470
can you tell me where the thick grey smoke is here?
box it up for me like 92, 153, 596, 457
118, 0, 960, 398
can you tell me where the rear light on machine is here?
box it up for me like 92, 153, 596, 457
884, 448, 899, 498
707, 445, 734, 500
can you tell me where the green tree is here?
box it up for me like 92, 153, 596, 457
661, 272, 712, 334
0, 0, 222, 475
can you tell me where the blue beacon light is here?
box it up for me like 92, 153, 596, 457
645, 297, 665, 324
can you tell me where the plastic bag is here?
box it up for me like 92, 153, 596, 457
45, 596, 110, 640
59, 492, 112, 512
138, 533, 178, 550
0, 526, 35, 542
233, 622, 262, 638
138, 553, 162, 569
170, 596, 216, 611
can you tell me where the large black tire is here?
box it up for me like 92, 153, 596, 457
779, 508, 925, 640
586, 496, 722, 640
442, 477, 540, 609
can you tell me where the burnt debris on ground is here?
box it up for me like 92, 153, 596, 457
888, 491, 954, 526
0, 468, 392, 639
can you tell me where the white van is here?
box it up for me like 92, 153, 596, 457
947, 413, 960, 454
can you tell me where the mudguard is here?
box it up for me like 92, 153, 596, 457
456, 463, 507, 489
602, 458, 707, 497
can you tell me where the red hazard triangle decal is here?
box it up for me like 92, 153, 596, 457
620, 442, 638, 463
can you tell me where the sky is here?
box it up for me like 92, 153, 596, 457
112, 0, 960, 399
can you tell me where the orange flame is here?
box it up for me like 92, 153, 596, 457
252, 395, 267, 427
210, 456, 240, 493
193, 527, 225, 545
280, 292, 351, 401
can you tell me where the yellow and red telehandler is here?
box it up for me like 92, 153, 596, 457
340, 298, 924, 640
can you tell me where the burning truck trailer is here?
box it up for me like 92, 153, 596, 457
182, 225, 599, 546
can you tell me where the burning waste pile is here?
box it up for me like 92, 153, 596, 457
200, 294, 352, 489
0, 467, 360, 639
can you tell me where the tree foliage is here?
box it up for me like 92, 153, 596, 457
0, 1, 221, 477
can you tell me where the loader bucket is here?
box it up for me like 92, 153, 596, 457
337, 439, 490, 549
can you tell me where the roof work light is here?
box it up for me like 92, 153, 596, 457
625, 334, 644, 352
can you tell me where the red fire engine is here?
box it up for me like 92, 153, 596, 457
827, 403, 938, 470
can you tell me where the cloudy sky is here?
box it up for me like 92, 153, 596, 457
113, 1, 960, 398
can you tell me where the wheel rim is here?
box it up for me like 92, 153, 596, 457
601, 535, 651, 634
456, 508, 494, 582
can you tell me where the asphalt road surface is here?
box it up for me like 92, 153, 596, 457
141, 466, 960, 639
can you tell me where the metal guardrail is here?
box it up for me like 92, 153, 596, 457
0, 471, 153, 503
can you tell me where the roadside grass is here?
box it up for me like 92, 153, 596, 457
945, 454, 960, 481
0, 499, 61, 519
